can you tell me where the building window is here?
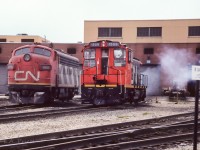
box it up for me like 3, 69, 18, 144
67, 48, 76, 54
144, 48, 154, 54
150, 27, 162, 36
21, 39, 34, 42
137, 27, 149, 36
196, 48, 200, 54
98, 28, 122, 37
137, 27, 162, 37
146, 56, 151, 64
0, 39, 6, 42
188, 26, 200, 36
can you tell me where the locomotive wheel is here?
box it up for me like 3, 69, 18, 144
93, 98, 106, 106
134, 99, 138, 106
119, 99, 126, 105
67, 92, 74, 100
129, 96, 133, 104
44, 92, 54, 105
48, 96, 54, 104
131, 97, 138, 106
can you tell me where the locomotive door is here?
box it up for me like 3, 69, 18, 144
101, 49, 109, 75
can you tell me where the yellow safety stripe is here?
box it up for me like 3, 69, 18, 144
84, 84, 117, 87
125, 85, 147, 88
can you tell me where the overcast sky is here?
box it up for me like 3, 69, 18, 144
1, 0, 199, 43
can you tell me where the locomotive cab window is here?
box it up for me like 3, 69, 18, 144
34, 48, 51, 57
84, 49, 96, 67
15, 48, 30, 56
128, 50, 133, 63
114, 49, 126, 67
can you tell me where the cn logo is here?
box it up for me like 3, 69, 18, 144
14, 71, 40, 81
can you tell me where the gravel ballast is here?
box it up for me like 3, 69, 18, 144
0, 96, 199, 149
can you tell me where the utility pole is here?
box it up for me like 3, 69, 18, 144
193, 80, 199, 150
191, 65, 200, 150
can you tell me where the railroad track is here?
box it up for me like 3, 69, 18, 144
0, 104, 41, 113
0, 96, 84, 113
0, 112, 198, 150
0, 101, 154, 123
0, 105, 109, 123
22, 123, 200, 150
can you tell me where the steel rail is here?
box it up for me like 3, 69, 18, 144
4, 122, 198, 150
0, 105, 41, 113
0, 105, 106, 123
81, 132, 199, 150
0, 112, 198, 150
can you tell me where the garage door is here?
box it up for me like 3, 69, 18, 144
0, 64, 8, 94
141, 64, 161, 96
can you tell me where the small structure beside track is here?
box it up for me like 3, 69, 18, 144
162, 81, 189, 100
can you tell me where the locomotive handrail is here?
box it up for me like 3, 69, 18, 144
81, 66, 97, 85
125, 71, 127, 94
141, 74, 148, 86
109, 66, 122, 94
107, 66, 119, 84
135, 73, 148, 87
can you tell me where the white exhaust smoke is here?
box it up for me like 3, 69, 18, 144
158, 46, 193, 89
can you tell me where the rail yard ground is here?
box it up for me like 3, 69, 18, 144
0, 95, 199, 149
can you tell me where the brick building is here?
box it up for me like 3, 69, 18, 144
0, 34, 50, 43
84, 19, 200, 95
0, 19, 200, 95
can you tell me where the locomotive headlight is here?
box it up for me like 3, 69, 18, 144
39, 65, 52, 71
23, 54, 31, 62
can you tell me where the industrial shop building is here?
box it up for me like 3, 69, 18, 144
0, 19, 200, 95
84, 19, 200, 96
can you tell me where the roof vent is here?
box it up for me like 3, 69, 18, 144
17, 33, 28, 36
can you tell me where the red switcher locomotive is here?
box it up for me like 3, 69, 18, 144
7, 44, 80, 104
81, 40, 148, 106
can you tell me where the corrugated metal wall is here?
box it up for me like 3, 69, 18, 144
0, 64, 8, 94
141, 64, 161, 96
